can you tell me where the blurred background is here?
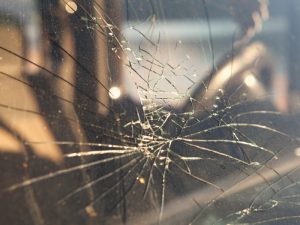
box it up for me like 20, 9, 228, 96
1, 1, 300, 225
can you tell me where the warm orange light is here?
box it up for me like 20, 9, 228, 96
244, 74, 257, 87
109, 86, 121, 99
65, 1, 78, 14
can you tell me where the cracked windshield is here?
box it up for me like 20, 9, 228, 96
1, 0, 300, 225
